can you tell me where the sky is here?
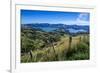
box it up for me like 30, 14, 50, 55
21, 9, 90, 25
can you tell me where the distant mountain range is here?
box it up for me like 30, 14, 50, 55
21, 23, 89, 34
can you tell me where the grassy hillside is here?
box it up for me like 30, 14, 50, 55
21, 28, 89, 63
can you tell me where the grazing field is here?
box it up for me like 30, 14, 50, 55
21, 28, 89, 63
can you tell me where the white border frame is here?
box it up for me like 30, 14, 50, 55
11, 3, 96, 73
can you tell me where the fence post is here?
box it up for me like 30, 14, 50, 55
49, 37, 58, 60
68, 36, 72, 52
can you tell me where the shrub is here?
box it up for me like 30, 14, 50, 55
65, 42, 89, 60
77, 42, 89, 52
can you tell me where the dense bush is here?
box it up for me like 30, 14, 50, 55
65, 42, 89, 60
21, 28, 61, 54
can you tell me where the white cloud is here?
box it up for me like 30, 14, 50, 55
76, 13, 89, 25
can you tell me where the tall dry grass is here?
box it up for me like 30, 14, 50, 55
21, 34, 89, 62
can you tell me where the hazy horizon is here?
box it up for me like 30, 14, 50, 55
22, 23, 89, 26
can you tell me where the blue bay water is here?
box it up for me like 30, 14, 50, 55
35, 27, 87, 33
35, 27, 57, 32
